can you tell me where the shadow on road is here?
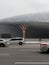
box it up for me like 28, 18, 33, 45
39, 51, 49, 54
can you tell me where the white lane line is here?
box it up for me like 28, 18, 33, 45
0, 53, 10, 56
9, 45, 39, 48
15, 62, 49, 64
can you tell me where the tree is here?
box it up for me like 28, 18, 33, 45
20, 24, 27, 38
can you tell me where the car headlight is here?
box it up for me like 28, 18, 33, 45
7, 42, 10, 45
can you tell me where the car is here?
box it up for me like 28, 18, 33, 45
40, 41, 49, 52
7, 37, 24, 45
0, 38, 8, 47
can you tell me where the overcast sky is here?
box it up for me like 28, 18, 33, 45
0, 0, 49, 19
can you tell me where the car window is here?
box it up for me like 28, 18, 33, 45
10, 38, 23, 41
0, 40, 3, 41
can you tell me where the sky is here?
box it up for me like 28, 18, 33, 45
0, 0, 49, 19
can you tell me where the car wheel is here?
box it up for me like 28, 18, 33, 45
0, 43, 5, 47
47, 49, 49, 53
19, 42, 23, 45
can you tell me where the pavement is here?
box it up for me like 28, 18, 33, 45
0, 43, 49, 65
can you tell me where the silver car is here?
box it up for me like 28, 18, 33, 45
7, 37, 24, 45
40, 41, 49, 52
0, 38, 8, 47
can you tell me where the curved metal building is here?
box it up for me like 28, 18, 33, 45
0, 22, 49, 38
0, 13, 49, 38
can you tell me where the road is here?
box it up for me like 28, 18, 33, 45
0, 44, 49, 65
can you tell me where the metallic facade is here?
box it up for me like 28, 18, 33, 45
0, 22, 49, 38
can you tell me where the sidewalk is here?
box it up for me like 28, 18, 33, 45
24, 41, 40, 43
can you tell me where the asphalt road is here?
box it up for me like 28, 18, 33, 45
0, 44, 49, 65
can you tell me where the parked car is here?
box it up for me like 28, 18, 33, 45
40, 41, 49, 52
0, 38, 8, 47
7, 37, 24, 45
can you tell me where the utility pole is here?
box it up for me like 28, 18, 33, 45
20, 24, 27, 38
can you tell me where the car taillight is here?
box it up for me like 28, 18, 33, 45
40, 44, 47, 46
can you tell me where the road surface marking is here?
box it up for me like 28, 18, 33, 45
9, 45, 39, 48
15, 62, 49, 64
0, 53, 10, 56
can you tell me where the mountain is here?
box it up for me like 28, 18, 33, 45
0, 12, 49, 23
